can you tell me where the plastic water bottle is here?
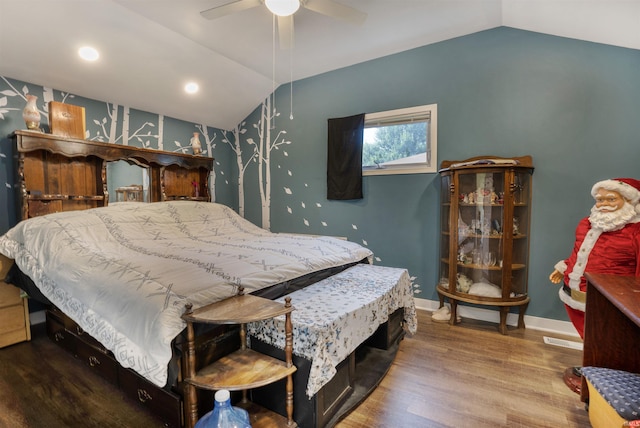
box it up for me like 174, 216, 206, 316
195, 389, 252, 428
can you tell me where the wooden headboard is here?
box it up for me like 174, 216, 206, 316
11, 130, 214, 220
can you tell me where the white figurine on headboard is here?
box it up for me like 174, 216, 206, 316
191, 132, 202, 155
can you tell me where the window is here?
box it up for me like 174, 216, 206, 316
362, 103, 437, 176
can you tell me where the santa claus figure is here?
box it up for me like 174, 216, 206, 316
549, 177, 640, 392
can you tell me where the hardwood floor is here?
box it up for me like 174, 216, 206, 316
0, 322, 161, 428
337, 310, 590, 428
0, 310, 590, 428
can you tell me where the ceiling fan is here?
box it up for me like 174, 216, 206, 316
200, 0, 367, 49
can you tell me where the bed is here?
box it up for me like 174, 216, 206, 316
0, 200, 373, 385
1, 130, 415, 427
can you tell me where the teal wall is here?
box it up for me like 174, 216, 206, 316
238, 27, 640, 322
0, 78, 236, 236
2, 27, 639, 324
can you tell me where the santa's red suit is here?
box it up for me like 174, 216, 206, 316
555, 178, 640, 338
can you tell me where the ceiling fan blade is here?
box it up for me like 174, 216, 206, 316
277, 15, 294, 50
200, 0, 262, 20
303, 0, 367, 25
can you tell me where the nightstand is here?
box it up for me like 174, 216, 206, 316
0, 256, 31, 348
0, 282, 31, 348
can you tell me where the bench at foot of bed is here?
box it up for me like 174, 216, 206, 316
248, 264, 418, 428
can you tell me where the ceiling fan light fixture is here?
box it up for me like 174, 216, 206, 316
78, 46, 99, 61
265, 0, 300, 17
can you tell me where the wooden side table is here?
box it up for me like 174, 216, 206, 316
182, 290, 297, 428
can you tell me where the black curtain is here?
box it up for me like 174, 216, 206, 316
327, 113, 365, 200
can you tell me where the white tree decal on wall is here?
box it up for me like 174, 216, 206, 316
246, 96, 291, 229
221, 121, 256, 217
197, 124, 218, 202
91, 103, 120, 143
108, 103, 118, 143
87, 103, 159, 147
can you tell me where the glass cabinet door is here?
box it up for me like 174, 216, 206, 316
455, 170, 506, 298
438, 173, 452, 291
509, 170, 531, 298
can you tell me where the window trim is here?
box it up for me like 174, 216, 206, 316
362, 103, 438, 176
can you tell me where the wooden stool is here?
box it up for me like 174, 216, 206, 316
581, 367, 640, 427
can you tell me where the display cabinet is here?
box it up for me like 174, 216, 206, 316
436, 155, 534, 334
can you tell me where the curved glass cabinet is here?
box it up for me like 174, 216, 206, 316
437, 155, 534, 334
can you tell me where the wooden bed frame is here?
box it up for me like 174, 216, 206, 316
12, 130, 213, 219
6, 130, 404, 427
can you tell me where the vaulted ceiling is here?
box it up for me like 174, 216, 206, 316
1, 1, 638, 131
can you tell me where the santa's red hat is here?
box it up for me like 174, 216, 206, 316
591, 178, 640, 213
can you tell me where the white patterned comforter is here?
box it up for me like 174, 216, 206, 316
0, 201, 372, 387
247, 264, 417, 398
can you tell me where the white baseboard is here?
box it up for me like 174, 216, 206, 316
414, 297, 581, 338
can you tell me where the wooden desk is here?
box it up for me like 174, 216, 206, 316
581, 273, 640, 402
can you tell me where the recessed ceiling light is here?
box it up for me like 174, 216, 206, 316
185, 82, 199, 94
78, 46, 99, 61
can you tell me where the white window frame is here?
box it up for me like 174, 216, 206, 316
362, 103, 438, 176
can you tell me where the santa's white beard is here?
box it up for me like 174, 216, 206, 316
589, 201, 640, 231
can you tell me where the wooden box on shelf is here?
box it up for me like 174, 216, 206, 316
48, 101, 86, 139
436, 155, 534, 334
